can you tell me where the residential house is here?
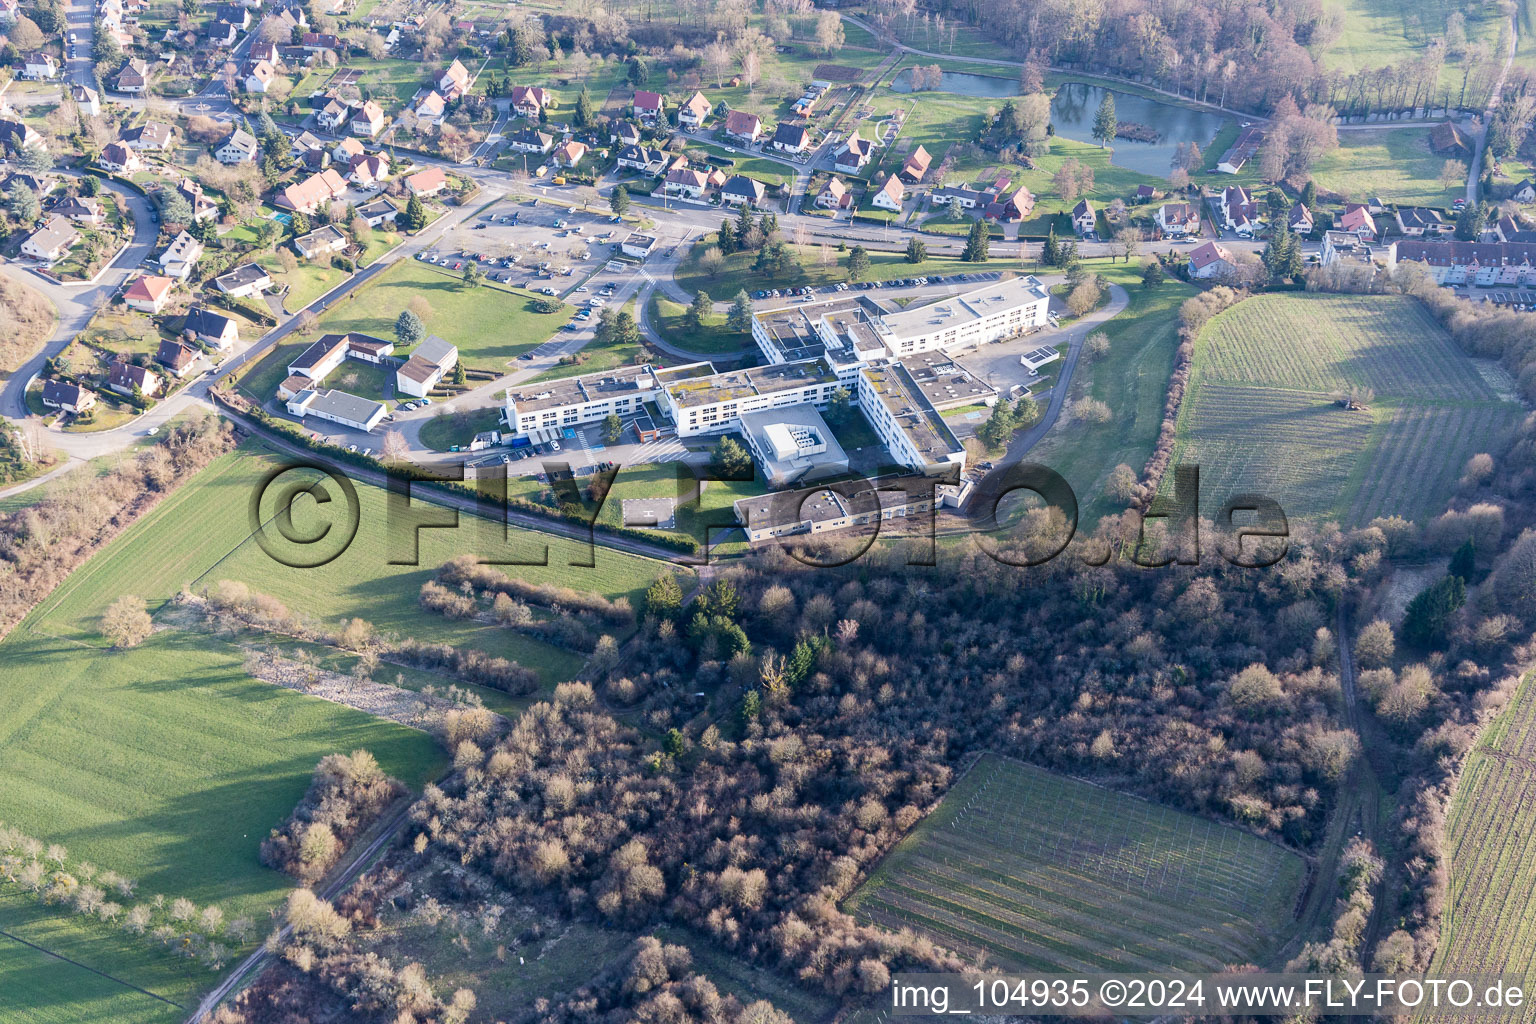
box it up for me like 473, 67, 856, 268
124, 275, 175, 313
438, 58, 471, 98
932, 175, 1011, 211
1070, 198, 1096, 236
663, 167, 708, 198
900, 145, 931, 184
109, 360, 159, 397
99, 141, 141, 173
986, 186, 1034, 222
414, 90, 446, 124
184, 306, 239, 349
291, 130, 326, 159
215, 127, 258, 164
41, 379, 96, 414
1395, 206, 1450, 237
348, 152, 390, 187
551, 139, 586, 168
1216, 185, 1259, 234
1336, 204, 1378, 241
331, 136, 363, 163
0, 119, 43, 151
1383, 239, 1536, 285
295, 223, 349, 259
156, 339, 199, 376
213, 263, 271, 297
122, 122, 174, 151
21, 215, 78, 263
609, 120, 641, 146
244, 59, 276, 92
275, 168, 348, 213
249, 40, 283, 66
816, 177, 851, 210
395, 335, 457, 397
1154, 202, 1200, 236
71, 84, 100, 116
356, 195, 397, 227
207, 19, 237, 46
834, 130, 873, 174
158, 230, 204, 279
1134, 184, 1157, 203
317, 98, 351, 131
632, 90, 663, 123
301, 31, 342, 52
678, 90, 712, 129
351, 100, 384, 138
771, 122, 810, 154
0, 0, 19, 22
1514, 180, 1536, 203
724, 110, 761, 143
109, 42, 151, 83
1188, 240, 1237, 279
1216, 126, 1264, 174
508, 127, 554, 155
871, 174, 904, 212
215, 3, 250, 27
721, 174, 767, 208
613, 143, 662, 172
1288, 202, 1314, 235
705, 167, 727, 191
22, 52, 57, 80
1, 172, 56, 198
54, 197, 103, 226
406, 166, 448, 195
510, 84, 552, 119
177, 178, 219, 222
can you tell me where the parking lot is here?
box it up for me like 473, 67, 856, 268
417, 199, 629, 292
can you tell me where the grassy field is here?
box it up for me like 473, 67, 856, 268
1025, 263, 1194, 524
1173, 293, 1522, 525
674, 239, 986, 298
1310, 128, 1463, 207
528, 298, 647, 383
238, 261, 575, 401
0, 440, 679, 1018
1320, 0, 1514, 101
1430, 671, 1536, 1023
650, 294, 752, 354
0, 923, 177, 1024
845, 754, 1305, 971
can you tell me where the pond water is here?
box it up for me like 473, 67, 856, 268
889, 70, 1229, 177
890, 67, 1022, 99
1050, 82, 1228, 177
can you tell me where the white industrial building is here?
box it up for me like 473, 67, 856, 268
738, 406, 848, 486
286, 387, 387, 431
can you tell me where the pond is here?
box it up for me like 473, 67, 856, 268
1049, 82, 1228, 177
889, 67, 1022, 99
889, 69, 1230, 177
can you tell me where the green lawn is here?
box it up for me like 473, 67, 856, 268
1172, 292, 1523, 525
1310, 127, 1463, 206
1320, 0, 1514, 103
649, 295, 752, 354
1025, 263, 1194, 525
419, 406, 504, 451
83, 308, 167, 358
0, 918, 179, 1024
686, 142, 795, 189
318, 358, 395, 403
255, 254, 349, 313
314, 262, 574, 370
673, 239, 986, 298
529, 298, 648, 383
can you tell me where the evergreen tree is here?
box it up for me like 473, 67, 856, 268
688, 290, 711, 328
963, 217, 990, 262
1401, 575, 1466, 648
727, 290, 753, 332
1141, 259, 1165, 287
1262, 221, 1292, 282
601, 413, 624, 445
1092, 91, 1117, 148
825, 386, 851, 424
905, 236, 926, 263
574, 87, 594, 127
627, 57, 648, 87
977, 401, 1018, 450
609, 183, 629, 217
1449, 539, 1477, 581
709, 435, 752, 478
1043, 224, 1060, 266
402, 193, 427, 232
644, 572, 683, 620
717, 218, 736, 255
395, 309, 425, 346
1300, 179, 1317, 210
846, 244, 871, 280
735, 202, 754, 242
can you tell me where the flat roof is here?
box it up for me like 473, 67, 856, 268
876, 275, 1048, 341
509, 363, 662, 414
666, 358, 838, 409
755, 294, 885, 363
902, 352, 998, 410
860, 362, 963, 462
740, 405, 848, 482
